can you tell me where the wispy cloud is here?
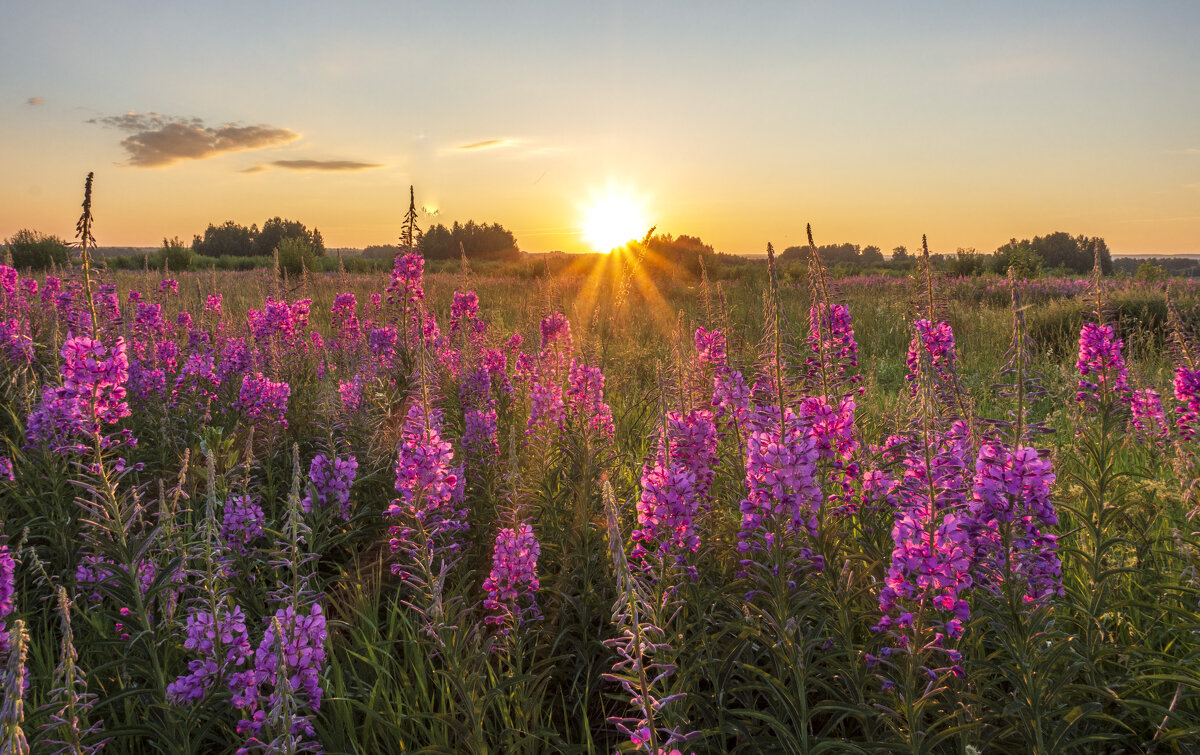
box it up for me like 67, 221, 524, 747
89, 112, 299, 167
1184, 148, 1200, 155
270, 159, 381, 171
26, 97, 43, 106
456, 138, 517, 152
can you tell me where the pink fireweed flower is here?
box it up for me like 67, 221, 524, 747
807, 302, 860, 394
159, 279, 179, 296
875, 422, 973, 647
27, 336, 133, 452
235, 373, 290, 428
1130, 388, 1170, 442
301, 454, 358, 520
338, 375, 364, 413
631, 409, 718, 574
694, 327, 727, 368
482, 522, 542, 635
330, 292, 361, 347
205, 294, 223, 315
1174, 366, 1200, 440
1076, 322, 1129, 405
386, 403, 467, 571
566, 360, 615, 440
969, 444, 1061, 604
905, 319, 957, 392
0, 457, 13, 482
799, 394, 860, 512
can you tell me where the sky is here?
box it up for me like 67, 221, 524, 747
2, 1, 1199, 255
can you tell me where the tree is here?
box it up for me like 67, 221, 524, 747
892, 245, 911, 266
193, 221, 257, 258
5, 229, 70, 270
861, 245, 884, 265
256, 217, 323, 258
422, 220, 520, 261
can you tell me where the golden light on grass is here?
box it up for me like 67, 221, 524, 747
581, 188, 649, 253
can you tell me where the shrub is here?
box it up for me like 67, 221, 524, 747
5, 229, 70, 270
277, 237, 316, 277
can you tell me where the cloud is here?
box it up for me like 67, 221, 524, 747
1185, 148, 1200, 155
456, 138, 516, 152
240, 165, 268, 174
89, 112, 299, 167
26, 97, 43, 106
270, 159, 381, 171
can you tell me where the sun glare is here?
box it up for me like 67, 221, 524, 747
581, 189, 649, 253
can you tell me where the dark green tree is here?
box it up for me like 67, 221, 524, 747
256, 217, 323, 258
193, 221, 258, 257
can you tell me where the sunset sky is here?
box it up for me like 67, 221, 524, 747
2, 1, 1198, 255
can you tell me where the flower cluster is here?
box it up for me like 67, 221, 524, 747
235, 373, 290, 427
566, 360, 615, 439
222, 495, 266, 556
0, 458, 13, 483
482, 522, 542, 634
1076, 323, 1129, 405
300, 454, 358, 520
906, 319, 958, 391
1174, 366, 1200, 440
26, 336, 133, 453
0, 547, 13, 655
387, 404, 467, 570
167, 605, 253, 705
1130, 388, 1170, 442
231, 604, 327, 737
737, 405, 822, 564
969, 444, 1061, 603
807, 302, 860, 394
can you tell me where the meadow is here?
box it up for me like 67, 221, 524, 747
0, 241, 1199, 754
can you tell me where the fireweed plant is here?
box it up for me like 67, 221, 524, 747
4, 181, 1200, 751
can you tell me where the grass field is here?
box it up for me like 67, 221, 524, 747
0, 249, 1198, 753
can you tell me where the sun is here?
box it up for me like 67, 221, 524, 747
581, 189, 649, 253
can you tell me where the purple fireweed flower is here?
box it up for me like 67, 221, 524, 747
387, 403, 467, 571
1076, 322, 1129, 405
1174, 366, 1200, 440
737, 404, 822, 564
159, 279, 179, 296
807, 302, 860, 394
248, 298, 311, 346
0, 319, 33, 364
301, 454, 358, 520
0, 458, 13, 483
566, 360, 615, 440
0, 266, 16, 300
799, 394, 860, 511
230, 604, 327, 734
0, 546, 14, 655
205, 294, 223, 315
133, 303, 165, 337
167, 605, 253, 706
969, 444, 1061, 604
632, 409, 719, 572
368, 326, 398, 368
330, 293, 360, 347
217, 338, 253, 385
449, 291, 487, 341
482, 522, 542, 634
221, 495, 265, 556
236, 373, 290, 428
127, 290, 142, 304
176, 311, 193, 332
1130, 388, 1170, 442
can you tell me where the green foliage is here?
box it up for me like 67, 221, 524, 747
1134, 261, 1167, 283
4, 228, 70, 270
192, 220, 257, 257
276, 236, 316, 276
156, 236, 194, 272
423, 220, 520, 261
257, 216, 325, 258
991, 241, 1044, 279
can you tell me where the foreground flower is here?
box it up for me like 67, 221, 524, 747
1076, 323, 1128, 405
482, 523, 542, 636
301, 454, 358, 520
